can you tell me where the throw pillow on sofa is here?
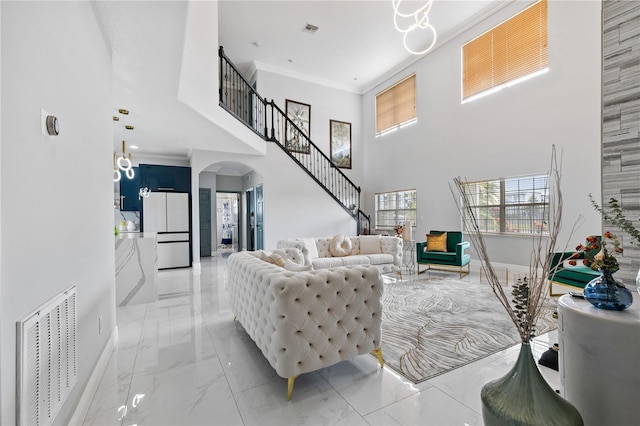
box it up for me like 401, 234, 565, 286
329, 235, 353, 257
359, 235, 382, 254
284, 260, 313, 272
297, 237, 320, 259
426, 233, 448, 252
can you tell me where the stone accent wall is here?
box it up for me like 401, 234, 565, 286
602, 0, 640, 282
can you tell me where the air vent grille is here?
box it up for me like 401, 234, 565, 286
17, 285, 77, 426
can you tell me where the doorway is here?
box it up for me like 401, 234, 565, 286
216, 192, 239, 252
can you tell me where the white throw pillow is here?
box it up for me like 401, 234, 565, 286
329, 235, 353, 257
359, 235, 382, 254
298, 238, 319, 259
284, 260, 313, 272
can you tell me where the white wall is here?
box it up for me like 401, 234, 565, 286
256, 70, 364, 187
191, 146, 355, 250
1, 2, 114, 424
361, 0, 603, 265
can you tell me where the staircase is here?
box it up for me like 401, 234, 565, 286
218, 46, 370, 235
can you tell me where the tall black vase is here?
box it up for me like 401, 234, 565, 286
481, 343, 583, 426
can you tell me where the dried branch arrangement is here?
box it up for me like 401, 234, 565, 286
451, 146, 575, 343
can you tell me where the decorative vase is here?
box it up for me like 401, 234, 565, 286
583, 269, 633, 311
481, 343, 583, 426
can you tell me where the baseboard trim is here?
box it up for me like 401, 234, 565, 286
67, 326, 118, 425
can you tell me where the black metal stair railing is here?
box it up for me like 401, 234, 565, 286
219, 46, 363, 227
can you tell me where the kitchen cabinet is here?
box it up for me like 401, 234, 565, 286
119, 166, 140, 211
139, 164, 191, 192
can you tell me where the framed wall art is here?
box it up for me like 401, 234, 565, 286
285, 99, 311, 154
330, 119, 352, 169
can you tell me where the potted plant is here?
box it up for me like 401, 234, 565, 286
589, 194, 640, 296
569, 232, 633, 310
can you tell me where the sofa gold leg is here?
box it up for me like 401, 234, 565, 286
287, 376, 298, 401
232, 315, 236, 321
371, 348, 384, 368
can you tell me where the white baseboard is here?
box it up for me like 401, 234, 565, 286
67, 326, 118, 425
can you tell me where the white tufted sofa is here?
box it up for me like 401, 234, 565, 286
277, 235, 402, 274
227, 250, 385, 400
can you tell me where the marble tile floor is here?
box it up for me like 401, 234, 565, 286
83, 255, 562, 426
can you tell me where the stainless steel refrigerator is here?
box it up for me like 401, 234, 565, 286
143, 192, 191, 269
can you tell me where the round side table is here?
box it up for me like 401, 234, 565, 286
558, 294, 640, 425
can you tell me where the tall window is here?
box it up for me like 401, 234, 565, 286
375, 189, 417, 229
375, 74, 416, 136
459, 174, 549, 234
462, 0, 548, 102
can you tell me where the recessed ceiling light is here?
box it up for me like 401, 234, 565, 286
129, 145, 139, 150
302, 23, 319, 34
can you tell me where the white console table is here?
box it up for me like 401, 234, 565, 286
558, 294, 640, 425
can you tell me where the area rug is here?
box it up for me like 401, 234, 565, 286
378, 277, 557, 383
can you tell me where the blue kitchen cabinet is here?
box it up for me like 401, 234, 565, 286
119, 166, 140, 211
140, 164, 191, 192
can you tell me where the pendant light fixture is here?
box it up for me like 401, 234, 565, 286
392, 0, 437, 55
113, 109, 136, 182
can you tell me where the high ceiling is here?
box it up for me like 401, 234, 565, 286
219, 0, 501, 94
95, 0, 505, 168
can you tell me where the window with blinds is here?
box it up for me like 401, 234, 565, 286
375, 74, 416, 136
462, 0, 548, 102
375, 189, 417, 229
459, 174, 549, 234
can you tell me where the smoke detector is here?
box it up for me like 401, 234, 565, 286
302, 23, 319, 34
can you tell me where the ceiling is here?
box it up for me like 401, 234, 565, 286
219, 0, 501, 93
96, 0, 504, 174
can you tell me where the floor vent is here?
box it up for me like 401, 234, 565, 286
16, 285, 77, 426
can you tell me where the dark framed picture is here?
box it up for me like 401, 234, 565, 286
285, 99, 311, 154
330, 119, 352, 169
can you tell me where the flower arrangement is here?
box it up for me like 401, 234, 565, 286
589, 195, 640, 248
393, 224, 404, 236
569, 232, 622, 273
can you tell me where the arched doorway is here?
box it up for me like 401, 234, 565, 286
198, 161, 259, 256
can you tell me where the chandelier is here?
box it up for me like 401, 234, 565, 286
392, 0, 437, 55
113, 109, 135, 182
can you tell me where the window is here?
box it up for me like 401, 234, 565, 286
462, 0, 548, 102
459, 174, 549, 234
375, 74, 416, 136
375, 189, 417, 229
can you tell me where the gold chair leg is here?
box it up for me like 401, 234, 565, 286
287, 376, 298, 401
371, 348, 384, 368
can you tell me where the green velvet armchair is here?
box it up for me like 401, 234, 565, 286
548, 235, 601, 296
416, 231, 471, 278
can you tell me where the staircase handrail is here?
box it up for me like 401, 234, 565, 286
218, 46, 268, 139
267, 100, 361, 197
219, 46, 361, 221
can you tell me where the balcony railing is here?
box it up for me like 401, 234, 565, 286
219, 46, 362, 226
